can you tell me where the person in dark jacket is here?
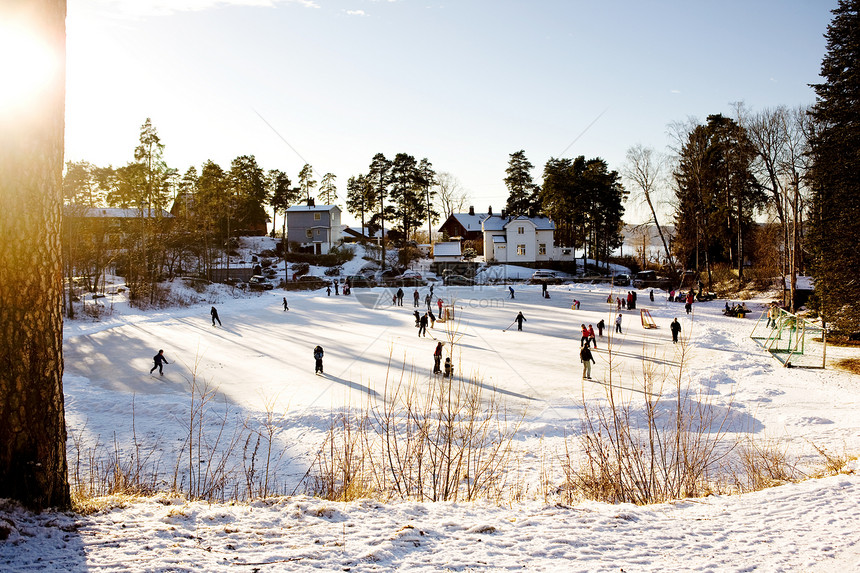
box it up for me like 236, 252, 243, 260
433, 342, 443, 374
419, 313, 429, 337
283, 297, 289, 311
596, 319, 605, 337
414, 310, 421, 327
211, 306, 221, 326
580, 345, 595, 379
396, 287, 404, 306
313, 345, 324, 374
515, 311, 526, 331
509, 286, 515, 299
150, 349, 169, 376
670, 318, 682, 343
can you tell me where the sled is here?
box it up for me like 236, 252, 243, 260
640, 309, 657, 329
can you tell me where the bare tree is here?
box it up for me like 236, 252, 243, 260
434, 172, 470, 221
0, 0, 71, 509
738, 104, 811, 310
623, 145, 675, 273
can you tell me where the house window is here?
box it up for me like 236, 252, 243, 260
306, 229, 313, 238
517, 244, 526, 256
314, 213, 321, 221
315, 229, 321, 236
539, 244, 546, 255
562, 248, 571, 256
517, 227, 524, 234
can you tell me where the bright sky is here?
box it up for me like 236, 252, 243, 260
63, 0, 835, 223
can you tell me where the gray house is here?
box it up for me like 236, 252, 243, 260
285, 202, 343, 254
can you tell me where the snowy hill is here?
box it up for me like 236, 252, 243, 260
2, 278, 859, 571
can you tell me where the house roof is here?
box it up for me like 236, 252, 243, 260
492, 235, 507, 243
446, 212, 490, 233
481, 214, 555, 232
433, 241, 462, 256
343, 226, 387, 239
65, 206, 174, 219
285, 204, 341, 213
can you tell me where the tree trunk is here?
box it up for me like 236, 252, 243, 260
0, 0, 71, 509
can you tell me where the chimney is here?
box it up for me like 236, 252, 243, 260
307, 198, 315, 207
488, 205, 493, 216
468, 206, 475, 216
501, 209, 506, 218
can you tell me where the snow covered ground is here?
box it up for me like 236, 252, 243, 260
2, 273, 859, 571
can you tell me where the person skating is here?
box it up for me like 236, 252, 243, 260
615, 313, 622, 334
414, 310, 421, 327
649, 289, 654, 302
685, 290, 694, 314
433, 342, 443, 374
437, 297, 443, 315
444, 356, 453, 377
210, 306, 221, 327
413, 289, 420, 307
313, 345, 324, 374
419, 313, 429, 337
670, 317, 681, 344
588, 324, 597, 349
282, 297, 289, 311
397, 287, 404, 306
428, 309, 436, 328
596, 319, 605, 337
334, 280, 339, 295
580, 324, 589, 347
542, 283, 548, 298
150, 349, 169, 376
509, 286, 515, 299
326, 285, 331, 296
425, 293, 432, 310
515, 311, 526, 331
580, 344, 595, 380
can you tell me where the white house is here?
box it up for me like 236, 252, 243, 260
432, 241, 462, 262
481, 214, 573, 263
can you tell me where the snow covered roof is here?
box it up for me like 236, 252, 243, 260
285, 204, 340, 212
492, 235, 507, 243
449, 212, 490, 232
481, 214, 555, 232
433, 241, 462, 256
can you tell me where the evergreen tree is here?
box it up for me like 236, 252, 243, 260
346, 174, 376, 239
268, 169, 299, 254
134, 118, 173, 212
317, 172, 338, 204
229, 155, 269, 233
808, 0, 860, 333
298, 163, 316, 203
673, 115, 762, 286
504, 150, 541, 216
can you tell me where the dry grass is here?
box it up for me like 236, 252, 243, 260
834, 358, 860, 374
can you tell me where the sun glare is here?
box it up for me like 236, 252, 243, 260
0, 21, 60, 114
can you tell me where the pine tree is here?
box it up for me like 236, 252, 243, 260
808, 0, 860, 333
318, 172, 338, 204
0, 0, 71, 509
504, 150, 540, 216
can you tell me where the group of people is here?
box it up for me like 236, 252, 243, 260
607, 291, 638, 311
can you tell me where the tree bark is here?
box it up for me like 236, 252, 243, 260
0, 0, 71, 509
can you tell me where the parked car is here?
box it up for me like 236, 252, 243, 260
346, 274, 376, 288
613, 273, 631, 286
248, 275, 274, 290
443, 274, 474, 286
529, 270, 562, 285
